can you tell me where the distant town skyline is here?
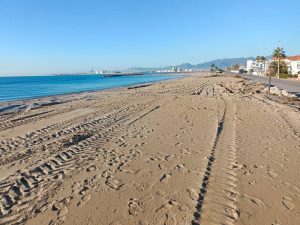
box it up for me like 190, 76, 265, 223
0, 0, 300, 76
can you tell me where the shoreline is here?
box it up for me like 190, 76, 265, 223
0, 73, 188, 107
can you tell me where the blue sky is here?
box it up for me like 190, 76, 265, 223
0, 0, 299, 75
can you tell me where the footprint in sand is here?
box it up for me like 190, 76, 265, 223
128, 198, 143, 215
102, 169, 113, 178
174, 142, 182, 147
271, 219, 280, 225
134, 183, 145, 192
148, 156, 160, 162
58, 206, 69, 218
154, 204, 178, 225
164, 155, 174, 161
232, 162, 245, 170
282, 196, 295, 210
241, 194, 266, 206
78, 194, 92, 206
163, 211, 177, 225
160, 173, 172, 183
50, 203, 69, 223
52, 200, 65, 211
243, 169, 253, 176
178, 204, 189, 212
87, 165, 97, 172
181, 149, 191, 155
257, 165, 266, 169
248, 181, 256, 185
169, 200, 189, 212
224, 189, 239, 200
158, 164, 167, 171
224, 208, 240, 220
121, 169, 137, 174
175, 163, 186, 172
282, 182, 300, 195
267, 170, 278, 179
138, 220, 149, 225
71, 182, 81, 194
105, 176, 123, 190
157, 190, 167, 198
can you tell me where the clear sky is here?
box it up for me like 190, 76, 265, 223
0, 0, 299, 76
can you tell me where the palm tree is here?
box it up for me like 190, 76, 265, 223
255, 56, 267, 75
260, 56, 267, 75
231, 64, 240, 71
210, 64, 216, 71
273, 47, 286, 78
256, 56, 261, 63
256, 56, 261, 74
257, 55, 270, 94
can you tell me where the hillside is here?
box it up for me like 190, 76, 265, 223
126, 57, 256, 72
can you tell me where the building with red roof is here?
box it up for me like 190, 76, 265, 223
282, 55, 300, 75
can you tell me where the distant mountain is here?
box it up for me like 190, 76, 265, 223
176, 57, 266, 70
126, 56, 273, 72
125, 67, 162, 73
194, 57, 255, 69
173, 63, 195, 70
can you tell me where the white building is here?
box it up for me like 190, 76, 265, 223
282, 55, 300, 75
247, 55, 300, 78
246, 60, 270, 76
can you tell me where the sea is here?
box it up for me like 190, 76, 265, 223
0, 73, 182, 102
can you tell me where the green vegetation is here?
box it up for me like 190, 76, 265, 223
210, 64, 216, 71
256, 56, 266, 63
272, 47, 286, 77
210, 64, 224, 75
231, 64, 240, 71
278, 73, 298, 79
256, 56, 267, 75
256, 56, 267, 65
267, 61, 289, 77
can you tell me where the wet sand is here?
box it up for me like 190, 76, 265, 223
0, 73, 299, 225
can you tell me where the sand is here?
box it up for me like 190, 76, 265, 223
0, 73, 299, 225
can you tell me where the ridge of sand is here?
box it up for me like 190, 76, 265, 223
0, 73, 299, 225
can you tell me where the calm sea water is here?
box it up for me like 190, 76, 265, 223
0, 73, 182, 102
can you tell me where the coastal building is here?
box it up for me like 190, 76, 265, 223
171, 66, 178, 72
249, 55, 300, 77
156, 66, 179, 73
282, 55, 300, 75
246, 60, 270, 76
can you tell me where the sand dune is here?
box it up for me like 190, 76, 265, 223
0, 73, 299, 225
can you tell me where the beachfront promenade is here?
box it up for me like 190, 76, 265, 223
239, 73, 300, 96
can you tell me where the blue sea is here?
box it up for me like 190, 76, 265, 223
0, 73, 182, 102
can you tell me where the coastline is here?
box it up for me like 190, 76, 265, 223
0, 73, 187, 107
0, 73, 299, 225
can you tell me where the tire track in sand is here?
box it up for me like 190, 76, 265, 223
0, 101, 157, 225
192, 97, 239, 225
0, 99, 130, 159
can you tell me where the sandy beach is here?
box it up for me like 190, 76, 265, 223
0, 73, 299, 225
